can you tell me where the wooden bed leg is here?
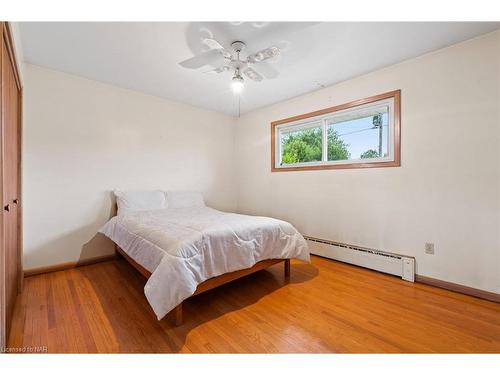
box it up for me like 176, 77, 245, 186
284, 259, 290, 278
114, 244, 123, 259
174, 303, 183, 326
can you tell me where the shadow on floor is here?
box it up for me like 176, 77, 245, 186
80, 258, 318, 353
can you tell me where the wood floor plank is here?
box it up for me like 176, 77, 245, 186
7, 255, 500, 353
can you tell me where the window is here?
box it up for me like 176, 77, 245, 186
271, 90, 400, 171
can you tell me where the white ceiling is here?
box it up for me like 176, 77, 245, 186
18, 22, 499, 116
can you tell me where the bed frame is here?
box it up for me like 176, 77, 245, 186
114, 245, 290, 326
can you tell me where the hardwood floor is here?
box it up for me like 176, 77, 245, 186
7, 255, 500, 353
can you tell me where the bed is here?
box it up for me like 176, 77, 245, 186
99, 191, 310, 325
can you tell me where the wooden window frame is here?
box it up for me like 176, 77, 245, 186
271, 90, 401, 172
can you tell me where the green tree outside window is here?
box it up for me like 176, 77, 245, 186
281, 127, 350, 164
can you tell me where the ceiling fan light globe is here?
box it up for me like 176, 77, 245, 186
231, 77, 244, 94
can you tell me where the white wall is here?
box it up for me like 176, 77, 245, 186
23, 32, 500, 294
235, 31, 500, 294
23, 64, 237, 269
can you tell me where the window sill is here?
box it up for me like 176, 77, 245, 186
271, 159, 401, 172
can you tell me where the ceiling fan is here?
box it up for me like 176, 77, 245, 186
179, 39, 281, 94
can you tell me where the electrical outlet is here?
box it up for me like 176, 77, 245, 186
425, 242, 435, 255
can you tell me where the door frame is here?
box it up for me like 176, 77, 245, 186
0, 21, 23, 351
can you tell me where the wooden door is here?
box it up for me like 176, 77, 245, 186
0, 22, 22, 350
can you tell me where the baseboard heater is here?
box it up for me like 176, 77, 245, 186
305, 236, 415, 282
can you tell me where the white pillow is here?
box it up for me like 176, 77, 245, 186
166, 191, 205, 209
114, 190, 167, 216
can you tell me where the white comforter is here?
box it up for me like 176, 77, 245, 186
99, 206, 310, 319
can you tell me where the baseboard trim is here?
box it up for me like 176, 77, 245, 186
415, 274, 500, 303
24, 254, 116, 277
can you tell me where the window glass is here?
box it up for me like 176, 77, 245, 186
280, 123, 322, 165
326, 106, 389, 161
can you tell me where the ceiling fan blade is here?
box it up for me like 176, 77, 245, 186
252, 62, 279, 79
243, 67, 263, 82
247, 46, 280, 63
202, 38, 232, 60
205, 65, 230, 74
179, 49, 225, 69
202, 38, 224, 50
